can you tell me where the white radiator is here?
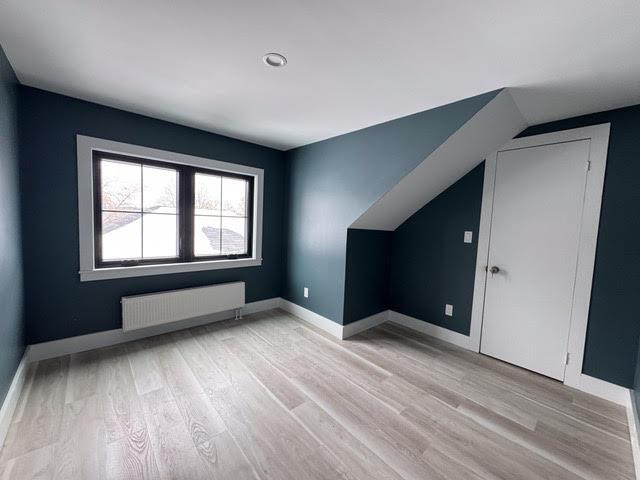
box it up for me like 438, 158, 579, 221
121, 281, 245, 331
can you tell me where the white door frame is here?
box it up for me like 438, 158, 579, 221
469, 123, 611, 390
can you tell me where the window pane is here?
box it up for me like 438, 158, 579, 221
143, 165, 178, 214
194, 216, 221, 256
222, 177, 248, 216
102, 212, 141, 260
194, 173, 221, 216
101, 159, 141, 211
221, 217, 247, 254
143, 213, 178, 258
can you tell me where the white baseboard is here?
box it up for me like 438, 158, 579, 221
565, 373, 630, 406
627, 391, 640, 480
279, 299, 343, 338
27, 297, 280, 362
278, 299, 389, 340
342, 310, 389, 339
241, 297, 282, 315
0, 351, 29, 447
387, 310, 474, 350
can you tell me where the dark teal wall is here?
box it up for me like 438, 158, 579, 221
519, 105, 640, 388
283, 90, 500, 324
19, 86, 287, 344
0, 45, 25, 404
343, 229, 391, 324
390, 163, 484, 335
634, 339, 640, 419
380, 103, 640, 388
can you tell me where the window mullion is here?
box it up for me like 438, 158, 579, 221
181, 166, 195, 262
219, 175, 223, 254
140, 163, 144, 261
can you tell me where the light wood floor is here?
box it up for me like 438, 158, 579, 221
0, 309, 635, 479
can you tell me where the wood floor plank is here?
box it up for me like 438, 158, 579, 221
52, 395, 106, 480
65, 349, 100, 404
222, 335, 308, 410
457, 394, 633, 479
151, 337, 258, 479
126, 339, 166, 396
382, 322, 628, 427
292, 325, 463, 412
349, 327, 541, 429
282, 356, 447, 480
189, 326, 355, 480
105, 433, 160, 480
350, 323, 631, 451
292, 400, 405, 480
422, 446, 486, 480
347, 322, 634, 476
140, 388, 217, 480
0, 445, 55, 480
98, 346, 149, 443
0, 357, 69, 462
403, 398, 584, 480
98, 345, 160, 479
369, 324, 631, 452
1, 310, 634, 480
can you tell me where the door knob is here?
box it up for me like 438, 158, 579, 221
489, 266, 500, 274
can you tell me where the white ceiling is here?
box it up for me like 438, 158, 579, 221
1, 1, 639, 150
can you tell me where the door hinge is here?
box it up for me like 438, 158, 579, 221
586, 160, 591, 171
563, 352, 570, 365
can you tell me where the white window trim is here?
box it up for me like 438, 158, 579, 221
77, 135, 264, 282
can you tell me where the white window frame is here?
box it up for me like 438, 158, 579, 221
77, 135, 263, 282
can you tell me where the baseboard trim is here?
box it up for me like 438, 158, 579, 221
387, 310, 474, 350
565, 373, 631, 406
279, 299, 343, 339
342, 310, 389, 339
278, 299, 390, 340
626, 391, 640, 480
242, 297, 282, 315
27, 297, 280, 362
0, 351, 29, 447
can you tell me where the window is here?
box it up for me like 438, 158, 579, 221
193, 172, 252, 257
94, 151, 254, 268
78, 136, 263, 281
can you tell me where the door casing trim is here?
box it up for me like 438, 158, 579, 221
469, 123, 611, 389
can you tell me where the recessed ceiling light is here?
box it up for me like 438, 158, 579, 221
262, 53, 287, 68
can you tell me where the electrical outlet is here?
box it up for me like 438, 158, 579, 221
445, 304, 453, 316
464, 231, 473, 243
304, 287, 309, 298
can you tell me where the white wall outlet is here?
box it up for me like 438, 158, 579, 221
303, 287, 309, 298
445, 304, 453, 316
464, 231, 473, 243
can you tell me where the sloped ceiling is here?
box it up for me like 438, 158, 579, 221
0, 1, 639, 149
351, 90, 527, 230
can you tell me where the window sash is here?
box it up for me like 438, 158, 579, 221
92, 151, 254, 269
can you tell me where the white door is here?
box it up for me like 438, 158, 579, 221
480, 140, 590, 381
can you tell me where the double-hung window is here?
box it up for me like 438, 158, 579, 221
78, 136, 263, 281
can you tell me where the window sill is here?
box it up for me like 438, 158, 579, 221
79, 258, 262, 282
